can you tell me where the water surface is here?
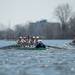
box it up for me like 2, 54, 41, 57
0, 40, 75, 75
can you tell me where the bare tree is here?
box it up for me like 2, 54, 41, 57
54, 3, 71, 38
55, 3, 71, 24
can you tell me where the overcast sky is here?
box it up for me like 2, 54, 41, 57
0, 0, 75, 28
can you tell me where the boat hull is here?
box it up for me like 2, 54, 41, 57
0, 44, 46, 50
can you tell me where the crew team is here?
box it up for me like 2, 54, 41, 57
17, 36, 39, 47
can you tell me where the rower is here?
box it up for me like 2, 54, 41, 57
35, 40, 46, 48
23, 37, 27, 47
30, 36, 35, 47
16, 36, 22, 46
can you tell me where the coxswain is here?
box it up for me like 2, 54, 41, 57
35, 41, 46, 48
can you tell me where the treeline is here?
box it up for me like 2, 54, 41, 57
0, 18, 75, 40
0, 3, 75, 39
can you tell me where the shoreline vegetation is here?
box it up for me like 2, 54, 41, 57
0, 3, 75, 40
0, 19, 75, 40
0, 18, 75, 40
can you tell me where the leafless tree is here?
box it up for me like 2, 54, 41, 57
55, 3, 72, 38
55, 3, 71, 24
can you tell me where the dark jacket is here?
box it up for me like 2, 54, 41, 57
35, 41, 46, 48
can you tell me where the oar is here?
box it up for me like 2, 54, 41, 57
46, 45, 66, 49
0, 44, 17, 49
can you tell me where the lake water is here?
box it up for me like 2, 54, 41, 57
0, 40, 75, 75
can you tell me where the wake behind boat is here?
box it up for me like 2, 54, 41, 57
64, 39, 75, 50
69, 39, 75, 46
65, 39, 75, 46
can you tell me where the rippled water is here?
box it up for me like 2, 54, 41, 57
0, 40, 75, 75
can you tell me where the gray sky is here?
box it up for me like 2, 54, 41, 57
0, 0, 75, 28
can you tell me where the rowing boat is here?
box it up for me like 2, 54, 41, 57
0, 44, 47, 50
0, 43, 66, 50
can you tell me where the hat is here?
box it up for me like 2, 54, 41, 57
36, 36, 39, 38
19, 36, 22, 38
33, 36, 35, 38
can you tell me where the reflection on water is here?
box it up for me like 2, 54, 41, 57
0, 40, 75, 75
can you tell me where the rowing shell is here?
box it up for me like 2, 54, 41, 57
0, 44, 67, 50
0, 44, 47, 50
